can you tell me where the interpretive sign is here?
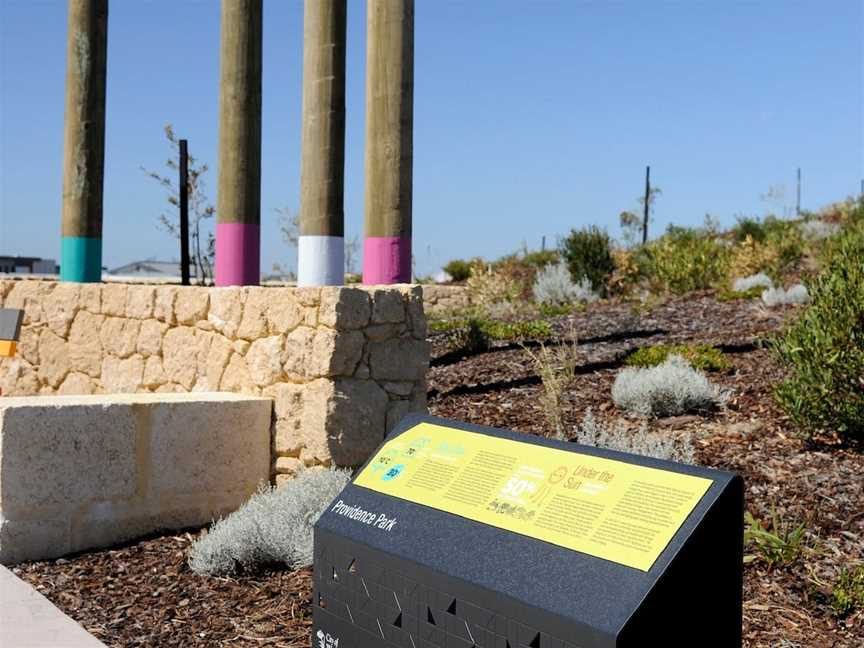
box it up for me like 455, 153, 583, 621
314, 415, 743, 647
0, 308, 23, 358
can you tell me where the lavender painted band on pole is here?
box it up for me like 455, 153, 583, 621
362, 236, 411, 284
215, 223, 260, 286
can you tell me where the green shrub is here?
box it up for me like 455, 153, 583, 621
443, 259, 473, 282
732, 216, 768, 243
771, 225, 864, 440
743, 509, 810, 568
454, 319, 491, 355
830, 565, 864, 617
716, 286, 766, 302
434, 317, 552, 351
538, 302, 575, 318
522, 249, 560, 269
482, 318, 552, 341
626, 344, 731, 372
644, 227, 731, 293
559, 226, 615, 294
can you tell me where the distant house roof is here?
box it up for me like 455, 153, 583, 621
108, 260, 197, 277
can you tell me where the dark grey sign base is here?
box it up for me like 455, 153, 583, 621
313, 414, 743, 647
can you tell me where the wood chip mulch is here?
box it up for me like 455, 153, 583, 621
12, 292, 864, 647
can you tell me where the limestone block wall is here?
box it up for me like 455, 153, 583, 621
0, 393, 271, 564
0, 279, 429, 478
420, 284, 472, 315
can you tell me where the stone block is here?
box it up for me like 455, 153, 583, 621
136, 319, 166, 357
153, 286, 177, 323
0, 398, 138, 514
238, 288, 269, 339
0, 393, 272, 563
125, 286, 155, 319
368, 337, 430, 381
146, 394, 271, 497
311, 328, 364, 377
99, 317, 140, 359
220, 352, 256, 393
319, 288, 372, 329
246, 336, 284, 386
101, 355, 144, 392
208, 287, 243, 337
371, 289, 406, 324
37, 329, 69, 388
266, 294, 304, 333
101, 283, 128, 317
58, 372, 96, 395
0, 518, 70, 565
162, 327, 198, 389
174, 288, 209, 325
68, 311, 104, 376
44, 283, 80, 337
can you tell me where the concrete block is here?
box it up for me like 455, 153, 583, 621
0, 392, 272, 564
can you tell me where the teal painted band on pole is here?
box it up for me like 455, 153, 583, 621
60, 236, 102, 282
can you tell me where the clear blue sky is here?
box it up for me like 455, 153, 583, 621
1, 0, 862, 276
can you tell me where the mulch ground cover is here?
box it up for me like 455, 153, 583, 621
12, 292, 863, 647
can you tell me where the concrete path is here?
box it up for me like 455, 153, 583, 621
0, 565, 106, 647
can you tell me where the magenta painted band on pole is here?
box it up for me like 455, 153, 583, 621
215, 223, 260, 286
362, 236, 411, 284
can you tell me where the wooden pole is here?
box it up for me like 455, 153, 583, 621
362, 0, 414, 284
215, 0, 262, 286
179, 139, 190, 286
298, 0, 347, 286
61, 0, 108, 283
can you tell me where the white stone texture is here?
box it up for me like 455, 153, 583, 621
0, 393, 271, 563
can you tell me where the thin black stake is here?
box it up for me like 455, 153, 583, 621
642, 166, 651, 245
796, 167, 801, 217
179, 139, 190, 286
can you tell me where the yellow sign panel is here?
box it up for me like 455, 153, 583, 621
354, 423, 713, 571
0, 340, 16, 357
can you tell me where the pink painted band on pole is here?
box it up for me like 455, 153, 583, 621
362, 235, 411, 284
215, 222, 260, 286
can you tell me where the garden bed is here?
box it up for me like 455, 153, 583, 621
11, 293, 863, 647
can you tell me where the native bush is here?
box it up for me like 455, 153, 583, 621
442, 259, 473, 282
830, 565, 864, 618
559, 226, 615, 294
574, 410, 695, 463
643, 227, 731, 293
608, 248, 643, 294
466, 259, 527, 305
744, 509, 811, 568
522, 249, 560, 269
625, 344, 730, 372
801, 219, 841, 242
188, 468, 351, 575
771, 226, 864, 440
611, 355, 728, 417
533, 262, 598, 305
761, 284, 809, 306
522, 337, 580, 439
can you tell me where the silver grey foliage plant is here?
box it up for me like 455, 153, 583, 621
533, 262, 598, 304
732, 272, 773, 293
611, 354, 728, 418
188, 468, 351, 576
575, 409, 695, 464
761, 284, 809, 306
